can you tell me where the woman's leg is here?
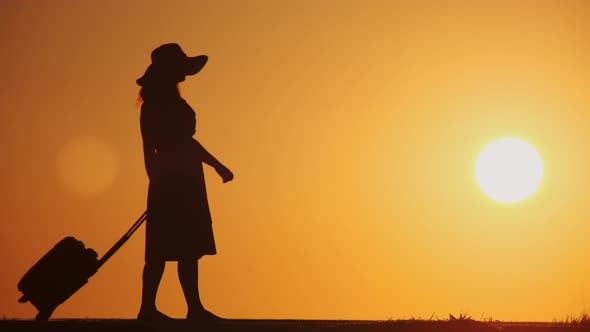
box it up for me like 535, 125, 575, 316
138, 261, 166, 317
179, 256, 222, 320
178, 258, 203, 315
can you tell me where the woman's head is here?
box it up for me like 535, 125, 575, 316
137, 43, 208, 101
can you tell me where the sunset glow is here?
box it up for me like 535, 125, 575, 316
3, 0, 590, 323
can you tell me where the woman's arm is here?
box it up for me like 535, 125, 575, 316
193, 139, 222, 168
193, 139, 234, 183
142, 140, 157, 180
140, 109, 158, 180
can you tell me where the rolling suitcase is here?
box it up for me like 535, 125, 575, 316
17, 211, 147, 320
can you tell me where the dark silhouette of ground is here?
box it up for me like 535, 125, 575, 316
1, 319, 590, 332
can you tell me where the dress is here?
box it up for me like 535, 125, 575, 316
140, 97, 216, 262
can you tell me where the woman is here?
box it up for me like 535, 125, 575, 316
136, 43, 233, 321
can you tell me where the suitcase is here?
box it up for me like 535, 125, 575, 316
17, 211, 147, 320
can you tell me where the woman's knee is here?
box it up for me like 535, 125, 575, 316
145, 260, 165, 270
178, 259, 198, 267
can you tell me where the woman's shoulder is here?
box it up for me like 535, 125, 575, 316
140, 99, 183, 112
140, 102, 164, 124
140, 100, 163, 112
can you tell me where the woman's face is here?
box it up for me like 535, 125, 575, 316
157, 60, 186, 84
148, 62, 186, 85
169, 63, 186, 83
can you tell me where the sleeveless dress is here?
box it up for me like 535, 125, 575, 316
140, 98, 216, 262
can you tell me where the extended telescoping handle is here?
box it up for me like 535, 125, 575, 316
96, 211, 147, 270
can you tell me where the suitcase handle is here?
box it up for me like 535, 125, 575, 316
96, 211, 147, 270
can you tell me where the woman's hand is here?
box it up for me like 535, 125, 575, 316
215, 164, 234, 183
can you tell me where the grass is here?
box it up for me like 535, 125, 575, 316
4, 312, 590, 331
554, 312, 590, 326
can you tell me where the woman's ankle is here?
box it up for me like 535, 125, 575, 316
138, 304, 158, 313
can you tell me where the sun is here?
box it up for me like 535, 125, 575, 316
475, 138, 543, 203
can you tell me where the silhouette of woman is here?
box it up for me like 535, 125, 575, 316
136, 43, 233, 321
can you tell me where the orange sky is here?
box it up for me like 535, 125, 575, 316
2, 0, 590, 321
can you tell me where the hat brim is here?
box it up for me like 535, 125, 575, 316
136, 55, 208, 86
185, 55, 208, 76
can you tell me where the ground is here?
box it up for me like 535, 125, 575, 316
2, 319, 590, 332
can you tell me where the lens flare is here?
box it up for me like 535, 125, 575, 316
56, 136, 118, 196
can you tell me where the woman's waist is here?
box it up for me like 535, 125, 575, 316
156, 140, 199, 155
150, 158, 204, 179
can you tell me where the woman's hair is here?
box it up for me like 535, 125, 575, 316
137, 82, 181, 106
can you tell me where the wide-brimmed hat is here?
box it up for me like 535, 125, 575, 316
137, 43, 208, 86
